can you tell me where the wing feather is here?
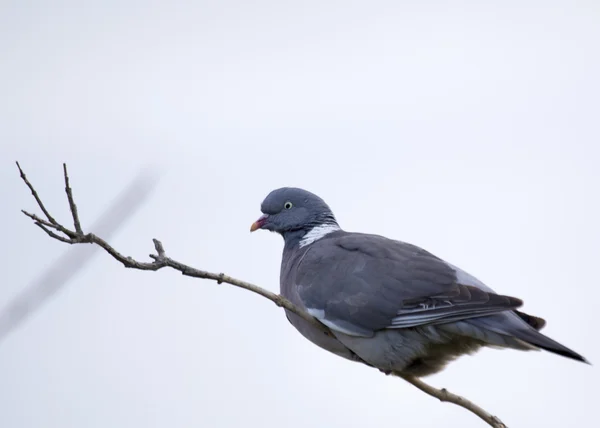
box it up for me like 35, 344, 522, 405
295, 232, 522, 336
390, 284, 522, 328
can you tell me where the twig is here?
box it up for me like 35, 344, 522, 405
14, 162, 507, 428
16, 161, 78, 239
396, 374, 506, 427
34, 222, 72, 243
1, 167, 158, 343
63, 163, 83, 234
16, 161, 60, 226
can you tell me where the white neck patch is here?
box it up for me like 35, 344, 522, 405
299, 223, 340, 248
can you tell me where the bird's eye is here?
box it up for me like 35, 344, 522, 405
284, 201, 293, 210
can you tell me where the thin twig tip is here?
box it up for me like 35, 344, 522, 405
152, 239, 166, 257
16, 161, 26, 177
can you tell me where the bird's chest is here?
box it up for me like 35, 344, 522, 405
279, 246, 309, 301
278, 245, 358, 361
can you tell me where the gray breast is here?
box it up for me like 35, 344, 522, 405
280, 245, 358, 361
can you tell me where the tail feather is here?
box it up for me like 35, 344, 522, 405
464, 311, 590, 364
514, 310, 546, 331
510, 326, 589, 364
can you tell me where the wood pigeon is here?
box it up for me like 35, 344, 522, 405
250, 187, 588, 377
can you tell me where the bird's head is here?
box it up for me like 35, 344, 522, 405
250, 187, 338, 235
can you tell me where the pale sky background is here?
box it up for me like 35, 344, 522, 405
1, 1, 599, 427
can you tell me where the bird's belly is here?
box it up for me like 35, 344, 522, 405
285, 310, 358, 361
332, 326, 484, 377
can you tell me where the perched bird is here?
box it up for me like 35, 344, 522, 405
250, 187, 588, 377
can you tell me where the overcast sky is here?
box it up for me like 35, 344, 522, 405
1, 1, 599, 427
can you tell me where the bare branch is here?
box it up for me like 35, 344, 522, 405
17, 161, 78, 240
22, 210, 69, 236
34, 222, 73, 243
2, 166, 158, 344
63, 163, 83, 234
16, 161, 60, 226
13, 162, 507, 428
396, 374, 506, 427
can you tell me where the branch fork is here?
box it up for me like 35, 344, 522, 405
14, 162, 507, 428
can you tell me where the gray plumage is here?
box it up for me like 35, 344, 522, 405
251, 187, 588, 377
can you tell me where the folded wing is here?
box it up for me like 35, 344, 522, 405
295, 232, 522, 337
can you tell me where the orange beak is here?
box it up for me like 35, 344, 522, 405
250, 214, 269, 232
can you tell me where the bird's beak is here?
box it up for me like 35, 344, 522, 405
250, 214, 269, 232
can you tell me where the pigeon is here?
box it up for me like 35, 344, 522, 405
250, 187, 588, 377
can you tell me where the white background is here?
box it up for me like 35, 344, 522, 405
1, 1, 598, 427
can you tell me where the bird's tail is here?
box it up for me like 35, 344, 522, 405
508, 324, 589, 364
464, 311, 590, 364
514, 310, 546, 331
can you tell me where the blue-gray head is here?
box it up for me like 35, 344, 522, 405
250, 188, 338, 237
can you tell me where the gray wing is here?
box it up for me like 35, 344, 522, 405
294, 232, 522, 337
